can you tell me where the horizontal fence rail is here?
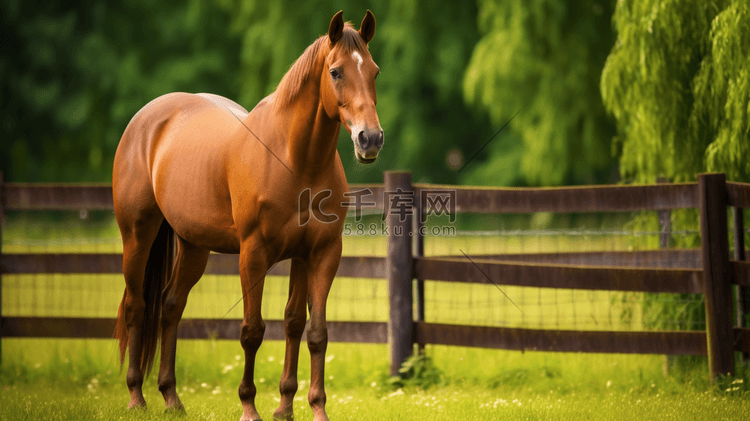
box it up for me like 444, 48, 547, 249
727, 181, 750, 208
3, 252, 747, 291
414, 256, 706, 294
412, 255, 750, 294
415, 322, 709, 355
1, 173, 750, 383
3, 184, 386, 212
0, 254, 386, 278
4, 182, 702, 213
5, 184, 114, 211
451, 249, 704, 269
3, 180, 747, 214
417, 323, 750, 356
414, 182, 700, 213
1, 317, 387, 343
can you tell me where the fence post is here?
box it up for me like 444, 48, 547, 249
385, 171, 414, 376
657, 177, 672, 376
734, 206, 748, 364
698, 173, 734, 380
414, 194, 425, 353
657, 177, 671, 249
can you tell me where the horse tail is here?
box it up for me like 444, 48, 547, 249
114, 220, 174, 376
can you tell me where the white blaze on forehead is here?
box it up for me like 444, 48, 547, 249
352, 51, 363, 74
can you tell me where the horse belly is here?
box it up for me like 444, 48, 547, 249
153, 172, 238, 252
166, 203, 239, 254
152, 127, 240, 253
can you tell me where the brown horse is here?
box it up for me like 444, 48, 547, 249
112, 11, 382, 421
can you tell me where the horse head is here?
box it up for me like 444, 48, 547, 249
320, 10, 383, 164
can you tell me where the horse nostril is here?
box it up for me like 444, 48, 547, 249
358, 131, 369, 150
374, 131, 384, 148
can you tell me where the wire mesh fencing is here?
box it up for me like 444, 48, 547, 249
424, 212, 705, 331
1, 210, 710, 334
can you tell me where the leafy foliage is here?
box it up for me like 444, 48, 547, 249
2, 0, 621, 188
602, 1, 750, 374
0, 0, 489, 185
601, 0, 750, 182
463, 0, 618, 186
386, 352, 444, 390
0, 0, 241, 182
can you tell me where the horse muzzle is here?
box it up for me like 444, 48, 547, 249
354, 129, 383, 164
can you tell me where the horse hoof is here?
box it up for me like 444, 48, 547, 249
127, 402, 147, 410
311, 412, 329, 421
273, 412, 294, 421
165, 405, 186, 415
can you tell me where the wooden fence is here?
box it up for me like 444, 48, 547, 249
1, 171, 749, 382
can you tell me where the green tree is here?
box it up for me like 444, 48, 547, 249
2, 0, 489, 185
1, 0, 241, 182
463, 0, 617, 186
601, 0, 750, 373
601, 0, 750, 183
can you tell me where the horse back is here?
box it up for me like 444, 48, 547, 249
196, 93, 249, 119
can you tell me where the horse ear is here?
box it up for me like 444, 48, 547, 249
359, 10, 376, 44
329, 10, 344, 45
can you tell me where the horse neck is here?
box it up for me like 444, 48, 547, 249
277, 70, 341, 177
287, 100, 341, 173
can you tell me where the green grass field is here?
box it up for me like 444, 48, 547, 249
3, 382, 748, 420
2, 339, 749, 420
3, 214, 746, 420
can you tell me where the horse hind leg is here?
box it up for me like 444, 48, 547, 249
116, 211, 166, 409
273, 259, 309, 421
158, 236, 210, 411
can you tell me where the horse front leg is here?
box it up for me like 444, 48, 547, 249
273, 259, 308, 421
306, 241, 342, 421
238, 245, 271, 421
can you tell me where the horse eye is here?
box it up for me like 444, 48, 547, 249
329, 69, 341, 80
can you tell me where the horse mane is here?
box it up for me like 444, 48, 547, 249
273, 23, 367, 108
